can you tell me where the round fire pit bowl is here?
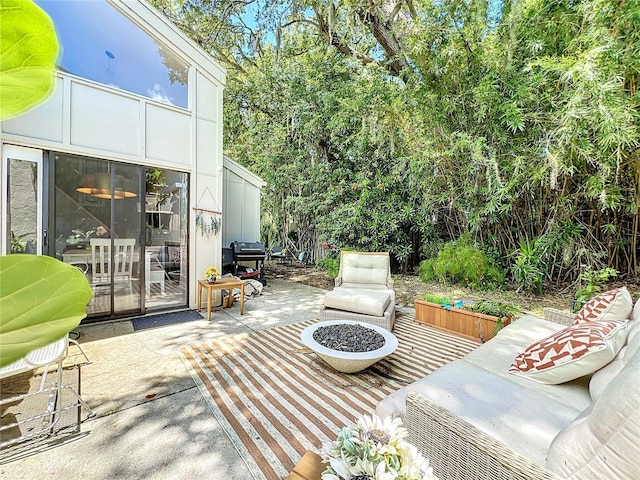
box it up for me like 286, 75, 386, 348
300, 320, 398, 374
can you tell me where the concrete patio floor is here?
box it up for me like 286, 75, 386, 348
1, 279, 327, 479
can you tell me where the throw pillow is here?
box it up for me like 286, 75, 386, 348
509, 320, 627, 384
573, 287, 633, 325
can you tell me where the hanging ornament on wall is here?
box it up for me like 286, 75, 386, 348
195, 210, 221, 237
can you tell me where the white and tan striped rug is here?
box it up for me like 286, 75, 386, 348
179, 314, 479, 480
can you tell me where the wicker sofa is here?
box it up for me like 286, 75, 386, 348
376, 300, 640, 479
320, 251, 395, 331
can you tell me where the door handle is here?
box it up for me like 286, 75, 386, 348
43, 229, 48, 248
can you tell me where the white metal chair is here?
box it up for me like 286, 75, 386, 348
145, 250, 166, 299
90, 238, 135, 290
0, 335, 95, 448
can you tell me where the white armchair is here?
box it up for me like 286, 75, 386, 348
321, 251, 396, 330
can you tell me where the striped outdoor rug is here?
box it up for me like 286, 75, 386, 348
179, 314, 479, 480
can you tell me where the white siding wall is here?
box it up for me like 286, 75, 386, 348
222, 170, 262, 244
0, 0, 226, 311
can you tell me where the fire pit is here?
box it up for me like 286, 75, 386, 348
300, 320, 398, 373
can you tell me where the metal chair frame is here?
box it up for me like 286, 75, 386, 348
0, 336, 96, 449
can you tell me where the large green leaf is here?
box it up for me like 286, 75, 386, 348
0, 255, 92, 367
0, 0, 59, 120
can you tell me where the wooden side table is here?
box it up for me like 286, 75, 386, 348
197, 278, 245, 320
286, 451, 324, 480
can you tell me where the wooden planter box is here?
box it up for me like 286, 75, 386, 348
414, 299, 510, 342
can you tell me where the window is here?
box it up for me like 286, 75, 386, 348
37, 0, 188, 108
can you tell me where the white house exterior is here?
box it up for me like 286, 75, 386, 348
223, 155, 266, 247
0, 0, 238, 322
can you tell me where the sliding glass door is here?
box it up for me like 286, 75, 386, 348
49, 152, 189, 321
144, 168, 189, 311
2, 145, 190, 322
53, 153, 142, 317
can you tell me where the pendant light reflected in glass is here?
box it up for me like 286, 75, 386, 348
76, 173, 137, 199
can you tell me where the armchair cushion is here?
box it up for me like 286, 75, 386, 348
324, 288, 390, 317
338, 252, 391, 287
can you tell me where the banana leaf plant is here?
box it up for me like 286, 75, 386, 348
0, 254, 92, 367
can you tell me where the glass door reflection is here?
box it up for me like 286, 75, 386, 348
54, 154, 141, 318
2, 146, 43, 255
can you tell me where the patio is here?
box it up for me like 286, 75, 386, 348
1, 279, 327, 478
1, 275, 485, 479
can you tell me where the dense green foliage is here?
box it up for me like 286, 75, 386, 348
152, 0, 640, 292
573, 266, 619, 310
418, 238, 505, 289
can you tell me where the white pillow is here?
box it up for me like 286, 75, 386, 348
509, 320, 627, 384
547, 349, 640, 479
632, 297, 640, 323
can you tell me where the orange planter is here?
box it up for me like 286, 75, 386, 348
414, 299, 510, 342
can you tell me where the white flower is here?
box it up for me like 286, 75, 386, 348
325, 454, 352, 480
320, 414, 437, 480
396, 443, 438, 480
356, 414, 407, 457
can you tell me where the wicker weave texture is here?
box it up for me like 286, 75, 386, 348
405, 392, 562, 480
319, 304, 395, 331
543, 308, 575, 326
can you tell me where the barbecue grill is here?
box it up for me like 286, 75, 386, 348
229, 241, 266, 285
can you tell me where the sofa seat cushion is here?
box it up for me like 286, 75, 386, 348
377, 360, 582, 466
547, 347, 640, 479
324, 287, 390, 317
464, 316, 592, 409
509, 319, 628, 384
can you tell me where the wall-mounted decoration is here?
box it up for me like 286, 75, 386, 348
194, 186, 222, 237
195, 210, 221, 237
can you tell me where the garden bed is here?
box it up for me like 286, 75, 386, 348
414, 299, 510, 342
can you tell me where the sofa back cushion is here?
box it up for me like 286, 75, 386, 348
340, 252, 390, 286
589, 298, 640, 401
547, 347, 640, 479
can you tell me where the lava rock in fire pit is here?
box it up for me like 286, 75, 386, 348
312, 323, 385, 352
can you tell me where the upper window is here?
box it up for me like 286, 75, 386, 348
37, 0, 188, 109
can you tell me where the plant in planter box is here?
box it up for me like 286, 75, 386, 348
415, 295, 520, 342
464, 300, 519, 336
421, 294, 453, 306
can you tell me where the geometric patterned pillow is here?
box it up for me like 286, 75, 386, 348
573, 287, 633, 325
509, 320, 628, 384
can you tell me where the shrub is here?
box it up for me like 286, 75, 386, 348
573, 267, 618, 312
317, 257, 340, 278
511, 239, 544, 294
418, 238, 505, 290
